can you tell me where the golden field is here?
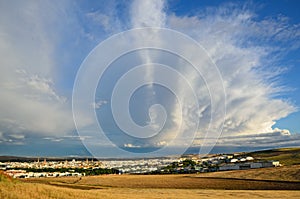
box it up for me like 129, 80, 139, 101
199, 164, 300, 181
1, 166, 300, 199
2, 183, 300, 199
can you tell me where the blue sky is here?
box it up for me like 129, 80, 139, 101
0, 0, 299, 157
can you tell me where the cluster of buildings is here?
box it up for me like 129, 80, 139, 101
3, 170, 84, 179
0, 157, 179, 177
218, 159, 280, 171
158, 154, 280, 173
101, 158, 179, 174
0, 153, 281, 178
1, 158, 102, 169
0, 158, 101, 178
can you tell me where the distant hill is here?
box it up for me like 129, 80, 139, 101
246, 147, 300, 166
0, 156, 93, 162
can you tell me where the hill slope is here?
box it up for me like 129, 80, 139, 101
247, 148, 300, 166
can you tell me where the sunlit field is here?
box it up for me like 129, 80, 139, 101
1, 166, 300, 199
2, 183, 300, 199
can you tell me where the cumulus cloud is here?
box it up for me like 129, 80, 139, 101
103, 1, 299, 150
166, 3, 298, 139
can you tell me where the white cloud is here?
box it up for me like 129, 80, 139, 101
0, 1, 75, 139
271, 128, 291, 136
92, 100, 108, 109
130, 0, 166, 28
124, 143, 141, 148
83, 1, 298, 151
16, 69, 66, 103
63, 135, 92, 141
166, 4, 298, 140
0, 131, 25, 145
43, 137, 63, 142
201, 128, 300, 148
87, 12, 112, 32
0, 1, 299, 152
43, 135, 92, 143
156, 140, 167, 147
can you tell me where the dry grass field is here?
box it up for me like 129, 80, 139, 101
2, 183, 300, 199
25, 173, 300, 190
1, 169, 300, 198
0, 175, 300, 199
199, 165, 300, 182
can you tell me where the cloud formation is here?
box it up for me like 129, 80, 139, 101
211, 129, 300, 149
130, 0, 166, 28
0, 1, 75, 143
0, 0, 299, 153
107, 1, 299, 149
166, 3, 298, 138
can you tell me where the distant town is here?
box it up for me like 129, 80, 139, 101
0, 152, 281, 179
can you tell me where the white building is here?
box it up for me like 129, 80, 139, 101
271, 161, 280, 167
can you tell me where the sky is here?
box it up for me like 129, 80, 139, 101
0, 0, 300, 157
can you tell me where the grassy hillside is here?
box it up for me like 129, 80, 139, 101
197, 148, 300, 181
1, 172, 300, 199
3, 173, 300, 199
199, 165, 300, 181
24, 174, 300, 190
1, 181, 300, 199
247, 148, 300, 166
